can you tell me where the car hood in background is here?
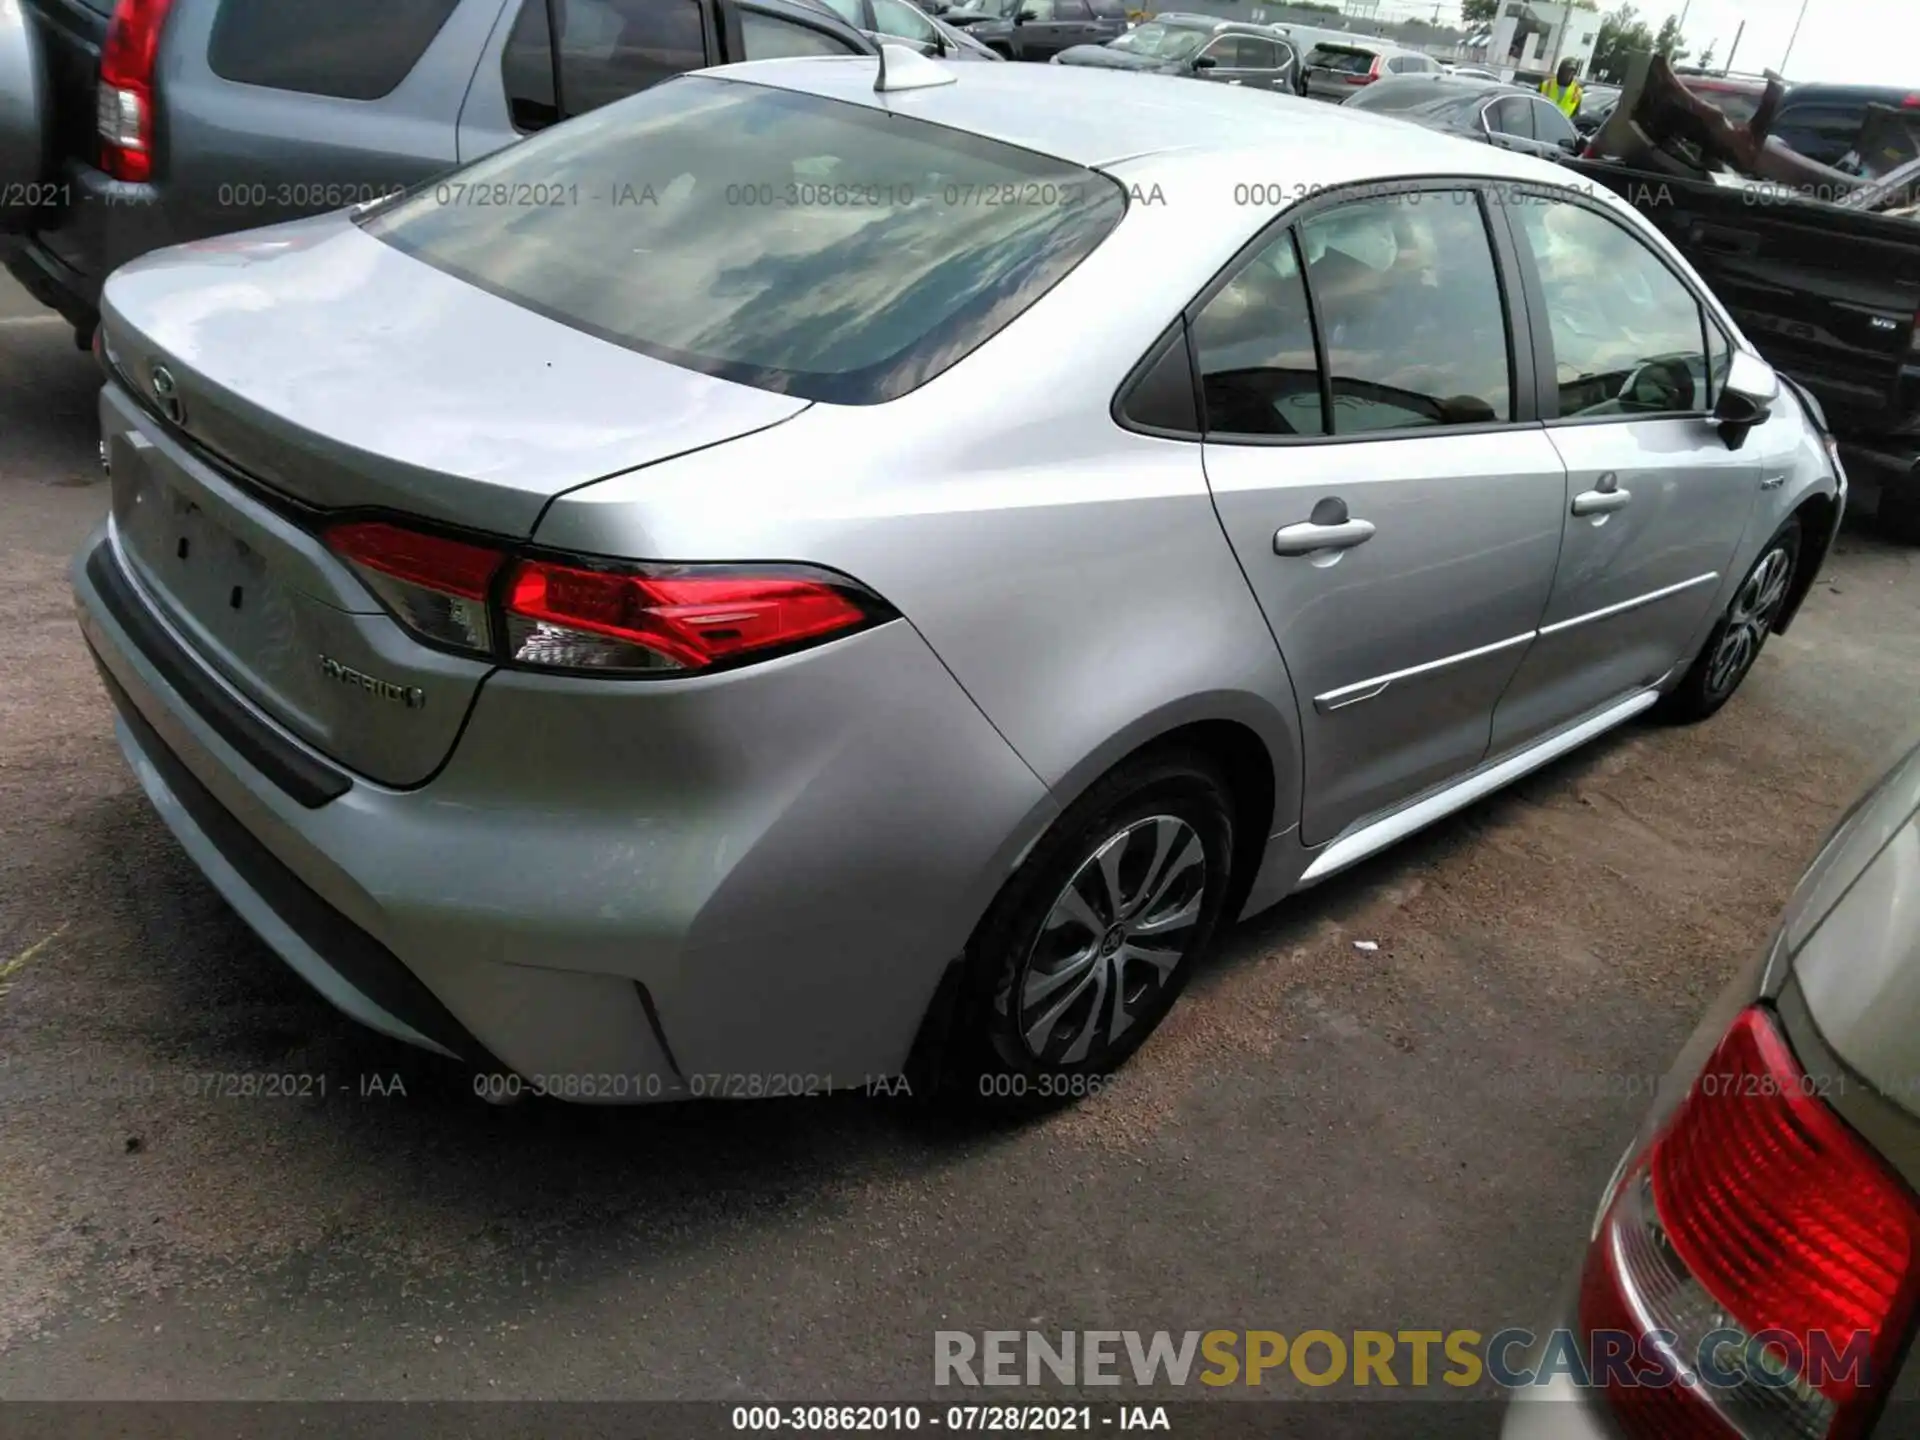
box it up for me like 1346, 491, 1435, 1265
1053, 45, 1167, 70
97, 212, 809, 537
1778, 738, 1920, 1119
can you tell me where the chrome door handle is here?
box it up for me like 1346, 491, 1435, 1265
1760, 474, 1787, 490
1273, 518, 1376, 555
1571, 487, 1632, 516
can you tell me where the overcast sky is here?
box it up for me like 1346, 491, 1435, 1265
1628, 0, 1918, 85
1370, 0, 1915, 85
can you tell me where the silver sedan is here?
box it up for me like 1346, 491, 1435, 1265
75, 54, 1843, 1104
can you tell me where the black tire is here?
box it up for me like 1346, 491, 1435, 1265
1655, 518, 1802, 725
937, 749, 1236, 1112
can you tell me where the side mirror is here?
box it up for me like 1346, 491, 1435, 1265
1192, 55, 1216, 70
1015, 7, 1035, 20
1557, 135, 1579, 153
1715, 350, 1778, 448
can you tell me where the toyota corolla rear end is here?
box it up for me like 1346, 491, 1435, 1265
73, 69, 1126, 1094
1503, 742, 1920, 1437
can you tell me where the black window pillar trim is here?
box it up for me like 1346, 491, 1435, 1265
1291, 225, 1335, 436
1480, 181, 1549, 425
543, 0, 567, 120
1486, 183, 1557, 421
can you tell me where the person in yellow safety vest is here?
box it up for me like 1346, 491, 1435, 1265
1540, 58, 1584, 118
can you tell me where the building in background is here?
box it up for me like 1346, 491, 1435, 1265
1473, 1, 1599, 79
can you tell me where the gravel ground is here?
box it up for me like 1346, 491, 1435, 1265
2, 273, 1917, 1416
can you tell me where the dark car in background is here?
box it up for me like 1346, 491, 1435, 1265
1572, 81, 1620, 136
1052, 13, 1296, 92
0, 0, 884, 347
1765, 81, 1920, 168
952, 0, 1128, 61
1300, 39, 1440, 101
1344, 75, 1580, 159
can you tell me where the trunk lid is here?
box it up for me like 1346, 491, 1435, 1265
99, 212, 809, 785
100, 212, 811, 536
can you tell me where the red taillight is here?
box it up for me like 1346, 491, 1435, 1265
504, 559, 877, 674
1345, 59, 1379, 85
323, 519, 887, 674
98, 0, 176, 182
325, 521, 505, 654
1580, 1006, 1920, 1438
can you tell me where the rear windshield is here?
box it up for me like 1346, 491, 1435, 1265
1308, 45, 1376, 73
360, 76, 1125, 404
1110, 22, 1209, 59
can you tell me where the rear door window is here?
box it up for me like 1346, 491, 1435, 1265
1233, 37, 1280, 69
1191, 230, 1327, 437
208, 0, 461, 100
362, 77, 1124, 404
739, 8, 864, 55
1489, 96, 1535, 138
503, 0, 710, 130
870, 0, 940, 45
1309, 46, 1374, 74
1297, 191, 1514, 432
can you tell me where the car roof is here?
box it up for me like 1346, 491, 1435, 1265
1782, 81, 1920, 105
1305, 37, 1406, 54
704, 58, 1577, 182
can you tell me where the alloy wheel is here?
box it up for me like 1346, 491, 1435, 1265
1706, 543, 1794, 697
1011, 815, 1208, 1066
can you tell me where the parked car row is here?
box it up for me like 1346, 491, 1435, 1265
1052, 13, 1299, 94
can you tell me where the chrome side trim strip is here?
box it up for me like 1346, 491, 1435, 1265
1536, 572, 1720, 639
1297, 689, 1660, 885
1313, 630, 1536, 714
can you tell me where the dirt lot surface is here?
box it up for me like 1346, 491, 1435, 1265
2, 273, 1917, 1423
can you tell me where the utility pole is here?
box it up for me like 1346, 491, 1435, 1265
1723, 18, 1743, 74
1780, 0, 1810, 76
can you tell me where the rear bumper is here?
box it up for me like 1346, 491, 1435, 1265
75, 529, 1052, 1097
2, 233, 94, 332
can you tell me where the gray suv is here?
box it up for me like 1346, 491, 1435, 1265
0, 0, 885, 346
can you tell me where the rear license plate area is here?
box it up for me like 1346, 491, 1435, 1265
111, 449, 297, 669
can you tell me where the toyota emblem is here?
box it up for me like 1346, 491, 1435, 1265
151, 365, 184, 426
